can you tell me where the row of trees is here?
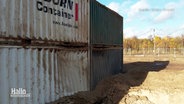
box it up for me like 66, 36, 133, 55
123, 35, 184, 50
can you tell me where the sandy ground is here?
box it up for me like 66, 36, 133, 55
120, 62, 184, 104
49, 56, 184, 104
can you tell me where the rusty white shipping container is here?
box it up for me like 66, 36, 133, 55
0, 46, 122, 104
0, 0, 123, 45
0, 0, 89, 43
0, 47, 89, 104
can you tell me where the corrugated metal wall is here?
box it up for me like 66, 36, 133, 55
89, 0, 123, 90
0, 47, 89, 104
0, 0, 89, 43
90, 48, 123, 89
0, 0, 123, 104
90, 1, 123, 46
0, 46, 123, 103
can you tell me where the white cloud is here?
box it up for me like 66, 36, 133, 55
171, 28, 184, 37
154, 2, 176, 22
107, 1, 131, 15
178, 0, 184, 8
107, 0, 150, 23
105, 0, 184, 38
107, 1, 133, 23
107, 2, 120, 13
124, 27, 137, 38
154, 11, 174, 22
180, 24, 184, 29
128, 0, 149, 18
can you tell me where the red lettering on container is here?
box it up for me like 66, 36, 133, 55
75, 3, 78, 21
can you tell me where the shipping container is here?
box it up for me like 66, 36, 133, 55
90, 1, 123, 46
0, 0, 89, 43
0, 0, 123, 103
90, 48, 123, 89
0, 46, 122, 104
0, 47, 89, 104
0, 0, 123, 46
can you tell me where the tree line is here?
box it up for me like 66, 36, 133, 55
123, 35, 184, 50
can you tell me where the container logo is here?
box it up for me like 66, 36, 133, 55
36, 0, 78, 21
10, 88, 31, 98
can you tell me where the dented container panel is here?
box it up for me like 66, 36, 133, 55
90, 1, 123, 46
0, 47, 89, 104
0, 0, 89, 43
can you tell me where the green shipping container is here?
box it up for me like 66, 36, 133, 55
90, 1, 123, 46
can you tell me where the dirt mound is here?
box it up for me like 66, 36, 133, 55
49, 61, 184, 104
49, 73, 129, 104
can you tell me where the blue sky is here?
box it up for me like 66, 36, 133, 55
97, 0, 184, 38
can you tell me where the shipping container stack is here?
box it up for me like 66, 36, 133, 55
0, 0, 123, 104
90, 1, 123, 90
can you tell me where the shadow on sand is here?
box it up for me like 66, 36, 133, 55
49, 61, 169, 104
